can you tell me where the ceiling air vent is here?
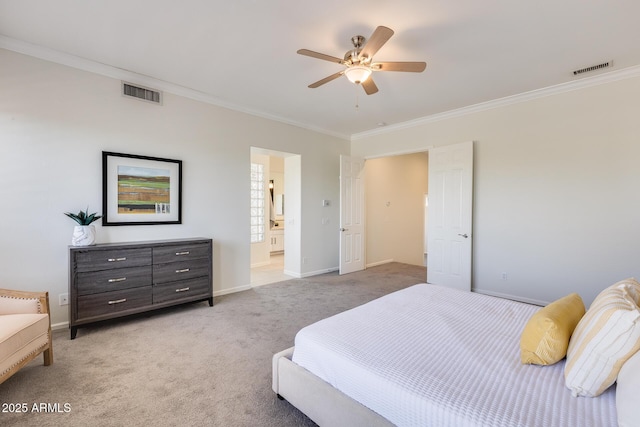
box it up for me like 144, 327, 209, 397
572, 61, 612, 76
122, 82, 163, 105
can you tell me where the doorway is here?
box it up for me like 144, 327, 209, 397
363, 151, 429, 268
250, 147, 299, 286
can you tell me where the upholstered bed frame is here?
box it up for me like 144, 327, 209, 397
272, 346, 392, 426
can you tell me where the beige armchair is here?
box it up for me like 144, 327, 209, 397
0, 289, 53, 385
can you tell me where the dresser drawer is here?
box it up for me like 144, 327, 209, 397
76, 286, 152, 319
75, 266, 152, 296
153, 243, 210, 265
153, 258, 210, 284
75, 248, 152, 272
153, 277, 211, 304
69, 238, 213, 339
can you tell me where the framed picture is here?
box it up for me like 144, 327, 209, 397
102, 151, 182, 226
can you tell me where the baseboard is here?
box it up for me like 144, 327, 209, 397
473, 289, 548, 307
213, 284, 252, 297
282, 269, 301, 278
366, 259, 394, 268
52, 321, 69, 331
299, 267, 339, 278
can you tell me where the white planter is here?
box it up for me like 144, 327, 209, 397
71, 225, 96, 246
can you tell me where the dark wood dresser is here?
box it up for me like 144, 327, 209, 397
69, 238, 213, 339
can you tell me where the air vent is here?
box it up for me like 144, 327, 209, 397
122, 82, 163, 105
572, 61, 612, 76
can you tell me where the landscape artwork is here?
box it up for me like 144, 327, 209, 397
117, 165, 171, 214
102, 151, 182, 225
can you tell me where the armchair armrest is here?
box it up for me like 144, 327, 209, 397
0, 288, 50, 315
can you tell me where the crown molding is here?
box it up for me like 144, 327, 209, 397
4, 35, 638, 144
0, 36, 350, 141
351, 64, 640, 141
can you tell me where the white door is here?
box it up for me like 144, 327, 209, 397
427, 141, 473, 291
339, 155, 365, 274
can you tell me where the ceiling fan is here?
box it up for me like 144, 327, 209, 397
297, 26, 426, 95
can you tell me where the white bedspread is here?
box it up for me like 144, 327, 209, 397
292, 284, 616, 427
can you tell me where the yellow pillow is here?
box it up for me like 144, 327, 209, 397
520, 293, 585, 365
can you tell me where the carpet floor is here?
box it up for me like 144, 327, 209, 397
0, 262, 426, 426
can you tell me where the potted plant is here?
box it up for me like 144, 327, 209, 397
64, 207, 102, 246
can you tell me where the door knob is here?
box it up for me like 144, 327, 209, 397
458, 233, 469, 238
340, 228, 347, 232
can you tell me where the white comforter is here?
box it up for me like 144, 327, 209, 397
292, 284, 616, 427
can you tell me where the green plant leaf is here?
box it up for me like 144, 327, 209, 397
64, 208, 102, 225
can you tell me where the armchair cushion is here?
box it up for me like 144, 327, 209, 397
0, 314, 50, 377
0, 288, 53, 385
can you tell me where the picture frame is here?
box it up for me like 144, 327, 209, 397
102, 151, 182, 226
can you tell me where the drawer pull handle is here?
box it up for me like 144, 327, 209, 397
108, 298, 127, 305
107, 257, 127, 262
176, 268, 190, 273
175, 251, 190, 256
108, 277, 127, 283
176, 287, 190, 293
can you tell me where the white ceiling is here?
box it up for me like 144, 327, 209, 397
2, 1, 639, 140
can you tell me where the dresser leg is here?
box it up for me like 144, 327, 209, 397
208, 297, 213, 307
70, 327, 77, 340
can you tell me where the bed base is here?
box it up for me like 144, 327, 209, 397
272, 347, 393, 427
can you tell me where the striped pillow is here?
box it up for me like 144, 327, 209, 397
564, 278, 640, 397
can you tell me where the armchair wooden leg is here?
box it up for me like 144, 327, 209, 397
43, 346, 53, 366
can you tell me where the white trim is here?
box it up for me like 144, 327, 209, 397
285, 267, 340, 278
0, 36, 350, 141
213, 284, 252, 297
363, 147, 434, 160
366, 259, 394, 268
472, 289, 548, 307
51, 321, 69, 331
4, 35, 639, 143
283, 269, 302, 278
351, 64, 640, 141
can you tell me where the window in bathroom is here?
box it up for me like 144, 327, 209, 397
250, 163, 265, 243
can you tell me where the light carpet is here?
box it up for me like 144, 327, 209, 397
0, 262, 426, 426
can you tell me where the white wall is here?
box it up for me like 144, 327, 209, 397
364, 153, 429, 267
0, 49, 347, 325
352, 75, 640, 306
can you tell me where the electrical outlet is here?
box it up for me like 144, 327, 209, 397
59, 293, 69, 306
501, 272, 508, 280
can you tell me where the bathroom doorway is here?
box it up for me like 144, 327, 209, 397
250, 147, 297, 286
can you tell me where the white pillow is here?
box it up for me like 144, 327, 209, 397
564, 278, 640, 397
616, 350, 640, 427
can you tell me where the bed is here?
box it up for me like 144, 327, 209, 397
272, 283, 620, 427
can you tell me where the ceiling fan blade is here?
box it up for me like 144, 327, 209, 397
373, 61, 427, 72
308, 71, 344, 88
360, 26, 394, 60
297, 49, 344, 64
362, 77, 379, 95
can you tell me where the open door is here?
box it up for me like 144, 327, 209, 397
339, 155, 365, 274
427, 141, 473, 291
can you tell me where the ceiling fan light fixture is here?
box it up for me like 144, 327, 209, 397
344, 66, 372, 84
